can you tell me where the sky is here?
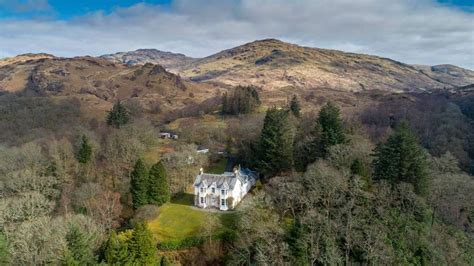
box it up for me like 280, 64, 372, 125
0, 0, 473, 69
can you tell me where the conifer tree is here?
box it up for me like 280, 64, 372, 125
64, 225, 96, 265
289, 95, 301, 117
107, 101, 129, 128
222, 85, 261, 115
130, 159, 149, 209
373, 121, 429, 196
318, 102, 346, 155
77, 135, 92, 164
350, 158, 366, 177
287, 218, 306, 264
104, 231, 130, 265
128, 222, 157, 265
148, 161, 170, 206
257, 107, 294, 176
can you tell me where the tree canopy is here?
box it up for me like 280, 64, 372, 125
289, 95, 301, 118
130, 158, 149, 209
148, 161, 170, 206
107, 101, 129, 128
373, 121, 429, 196
257, 107, 294, 176
222, 85, 261, 115
77, 135, 92, 164
318, 101, 346, 155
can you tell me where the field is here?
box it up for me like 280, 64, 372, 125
147, 193, 235, 245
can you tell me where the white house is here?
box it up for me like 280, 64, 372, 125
194, 166, 257, 211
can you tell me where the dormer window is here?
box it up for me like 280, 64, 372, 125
212, 188, 215, 193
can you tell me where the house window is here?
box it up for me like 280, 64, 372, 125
200, 187, 204, 193
221, 189, 225, 195
212, 188, 215, 193
221, 199, 225, 206
200, 197, 204, 204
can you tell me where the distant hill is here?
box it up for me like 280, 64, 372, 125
0, 55, 213, 117
100, 49, 196, 69
412, 64, 474, 87
177, 39, 463, 92
98, 40, 474, 93
0, 53, 55, 67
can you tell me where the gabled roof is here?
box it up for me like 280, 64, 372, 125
194, 172, 237, 189
194, 167, 257, 190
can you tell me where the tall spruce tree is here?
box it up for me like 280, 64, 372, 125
373, 121, 429, 196
64, 225, 96, 265
128, 222, 157, 265
148, 161, 170, 206
130, 159, 149, 209
289, 95, 301, 118
317, 102, 346, 155
77, 135, 92, 164
107, 101, 129, 128
257, 107, 294, 176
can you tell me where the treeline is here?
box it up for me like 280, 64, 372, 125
226, 100, 474, 264
0, 97, 204, 264
361, 93, 474, 174
222, 85, 261, 115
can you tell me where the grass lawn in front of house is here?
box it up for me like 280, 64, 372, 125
147, 193, 234, 244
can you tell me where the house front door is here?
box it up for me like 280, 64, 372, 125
211, 196, 217, 207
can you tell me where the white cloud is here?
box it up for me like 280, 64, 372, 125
0, 0, 473, 69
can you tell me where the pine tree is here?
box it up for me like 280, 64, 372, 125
257, 107, 294, 176
104, 231, 130, 265
373, 121, 429, 196
64, 225, 96, 265
77, 135, 92, 164
148, 161, 170, 206
318, 102, 346, 156
107, 101, 129, 128
129, 222, 157, 265
130, 159, 149, 209
289, 95, 301, 118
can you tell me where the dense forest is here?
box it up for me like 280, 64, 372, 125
0, 87, 473, 265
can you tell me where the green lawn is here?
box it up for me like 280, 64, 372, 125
147, 194, 234, 243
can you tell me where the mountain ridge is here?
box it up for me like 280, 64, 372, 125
100, 49, 196, 69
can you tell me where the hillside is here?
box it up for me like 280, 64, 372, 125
178, 39, 466, 92
412, 64, 474, 87
0, 55, 214, 117
100, 49, 196, 69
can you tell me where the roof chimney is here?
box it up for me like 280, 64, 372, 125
199, 167, 203, 175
